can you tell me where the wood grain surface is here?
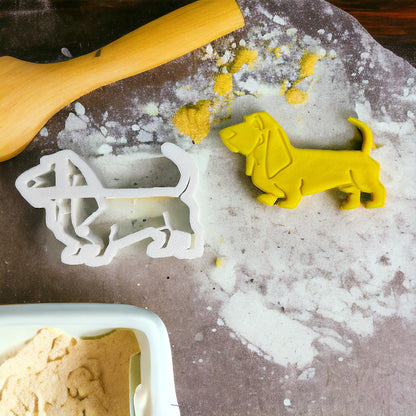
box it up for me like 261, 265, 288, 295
327, 0, 416, 66
0, 0, 415, 66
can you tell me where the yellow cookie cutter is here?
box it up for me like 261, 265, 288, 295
219, 112, 386, 209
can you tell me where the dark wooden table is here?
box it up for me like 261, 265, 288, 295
327, 0, 416, 66
0, 0, 415, 66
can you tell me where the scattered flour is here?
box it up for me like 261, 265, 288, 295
54, 0, 416, 372
64, 112, 87, 131
143, 102, 159, 116
283, 398, 292, 407
96, 143, 113, 155
74, 101, 85, 116
298, 367, 316, 381
220, 291, 318, 368
61, 47, 72, 58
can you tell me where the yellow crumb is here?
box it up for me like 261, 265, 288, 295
227, 47, 258, 73
213, 73, 233, 96
285, 87, 307, 104
215, 257, 224, 267
284, 51, 325, 105
274, 47, 281, 58
299, 52, 325, 79
279, 81, 288, 95
173, 100, 211, 143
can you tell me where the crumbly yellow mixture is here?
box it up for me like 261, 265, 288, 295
174, 43, 326, 138
0, 328, 140, 416
299, 52, 324, 78
173, 100, 211, 143
284, 51, 326, 105
285, 86, 308, 105
213, 73, 233, 96
227, 47, 258, 73
173, 45, 258, 143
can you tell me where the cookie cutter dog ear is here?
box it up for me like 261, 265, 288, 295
219, 111, 386, 209
16, 143, 204, 266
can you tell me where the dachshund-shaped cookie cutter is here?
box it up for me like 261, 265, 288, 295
16, 143, 204, 266
219, 111, 386, 209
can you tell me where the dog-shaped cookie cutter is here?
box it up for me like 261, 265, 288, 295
16, 143, 204, 266
219, 111, 386, 209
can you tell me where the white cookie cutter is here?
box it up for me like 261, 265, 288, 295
16, 143, 204, 266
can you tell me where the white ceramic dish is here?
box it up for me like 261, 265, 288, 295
0, 303, 180, 416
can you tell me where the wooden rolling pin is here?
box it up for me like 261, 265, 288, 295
0, 0, 244, 161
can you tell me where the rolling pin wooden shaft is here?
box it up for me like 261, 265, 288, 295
0, 0, 244, 161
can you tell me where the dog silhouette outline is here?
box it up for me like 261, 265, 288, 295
16, 143, 204, 266
219, 111, 386, 209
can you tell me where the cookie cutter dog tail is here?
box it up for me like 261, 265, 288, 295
0, 0, 244, 161
15, 143, 204, 267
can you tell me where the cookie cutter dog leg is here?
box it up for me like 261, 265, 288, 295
15, 143, 204, 266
